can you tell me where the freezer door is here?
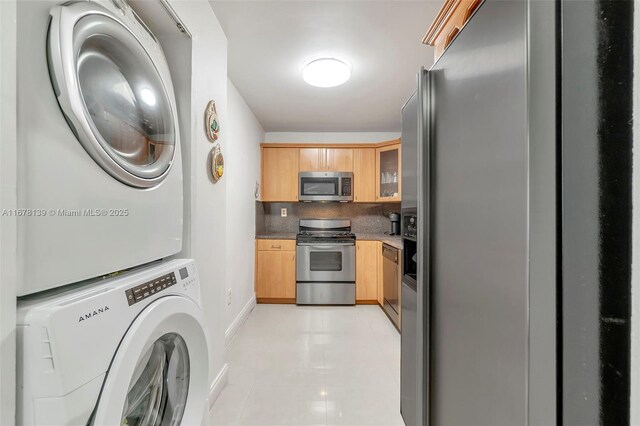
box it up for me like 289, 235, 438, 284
428, 1, 529, 425
401, 90, 418, 211
400, 278, 418, 426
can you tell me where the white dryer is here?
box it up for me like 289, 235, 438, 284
17, 259, 209, 426
16, 0, 183, 295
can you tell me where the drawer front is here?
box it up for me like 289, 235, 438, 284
257, 239, 296, 251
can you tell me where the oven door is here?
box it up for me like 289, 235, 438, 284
296, 243, 356, 282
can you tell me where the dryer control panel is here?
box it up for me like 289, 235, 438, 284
125, 272, 177, 306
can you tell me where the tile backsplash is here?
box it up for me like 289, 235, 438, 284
256, 202, 401, 234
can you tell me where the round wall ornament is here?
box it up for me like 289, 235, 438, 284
204, 100, 220, 142
210, 144, 224, 182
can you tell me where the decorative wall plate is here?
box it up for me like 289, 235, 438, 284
211, 144, 224, 182
204, 100, 220, 142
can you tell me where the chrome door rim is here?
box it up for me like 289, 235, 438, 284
48, 1, 176, 188
90, 296, 208, 426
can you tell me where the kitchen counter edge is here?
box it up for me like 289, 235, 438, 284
255, 233, 403, 249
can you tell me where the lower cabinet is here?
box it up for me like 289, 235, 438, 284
356, 240, 379, 302
255, 238, 400, 315
255, 240, 296, 303
377, 242, 384, 306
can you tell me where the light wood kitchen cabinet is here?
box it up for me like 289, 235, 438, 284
299, 148, 324, 171
423, 0, 483, 61
298, 148, 353, 172
256, 239, 296, 251
376, 143, 402, 202
377, 241, 384, 305
255, 240, 296, 303
260, 141, 401, 203
353, 148, 376, 202
326, 148, 353, 172
356, 240, 379, 302
261, 147, 299, 202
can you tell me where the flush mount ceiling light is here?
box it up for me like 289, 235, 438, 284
302, 58, 351, 88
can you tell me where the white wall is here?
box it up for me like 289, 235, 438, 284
224, 80, 263, 341
265, 131, 400, 143
167, 0, 229, 404
0, 0, 18, 424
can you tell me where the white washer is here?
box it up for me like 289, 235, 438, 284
17, 259, 209, 426
17, 0, 183, 295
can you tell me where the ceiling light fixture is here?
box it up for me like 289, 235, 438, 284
302, 58, 351, 88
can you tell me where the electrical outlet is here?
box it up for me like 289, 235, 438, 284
226, 288, 232, 306
281, 208, 287, 217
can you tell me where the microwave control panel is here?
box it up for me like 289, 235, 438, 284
341, 177, 352, 196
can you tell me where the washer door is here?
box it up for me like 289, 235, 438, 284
48, 2, 176, 188
91, 296, 209, 425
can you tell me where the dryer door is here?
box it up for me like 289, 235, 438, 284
48, 1, 177, 188
91, 296, 209, 425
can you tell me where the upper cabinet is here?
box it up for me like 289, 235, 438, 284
353, 148, 376, 203
260, 141, 400, 203
423, 0, 483, 61
326, 149, 354, 172
376, 143, 401, 202
299, 148, 323, 171
299, 148, 353, 172
261, 147, 299, 202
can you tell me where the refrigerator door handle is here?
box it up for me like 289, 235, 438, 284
417, 66, 431, 426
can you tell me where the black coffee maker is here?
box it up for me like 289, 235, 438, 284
389, 212, 401, 235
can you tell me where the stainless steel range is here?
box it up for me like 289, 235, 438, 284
296, 219, 356, 305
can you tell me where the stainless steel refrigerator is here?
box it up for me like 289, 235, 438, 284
400, 1, 559, 425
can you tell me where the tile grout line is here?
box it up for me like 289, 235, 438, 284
233, 379, 256, 426
226, 306, 258, 426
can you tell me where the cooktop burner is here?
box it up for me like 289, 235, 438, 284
297, 231, 355, 238
296, 219, 356, 244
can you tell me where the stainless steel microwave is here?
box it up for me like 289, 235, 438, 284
298, 172, 353, 202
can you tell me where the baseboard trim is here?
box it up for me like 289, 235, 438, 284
208, 363, 229, 409
225, 294, 256, 347
356, 300, 379, 305
256, 297, 296, 304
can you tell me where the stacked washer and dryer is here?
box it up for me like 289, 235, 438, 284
15, 1, 209, 424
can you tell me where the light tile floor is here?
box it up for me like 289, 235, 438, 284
209, 304, 404, 426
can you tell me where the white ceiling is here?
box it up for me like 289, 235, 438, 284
209, 1, 439, 132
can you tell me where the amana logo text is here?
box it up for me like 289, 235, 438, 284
78, 306, 110, 322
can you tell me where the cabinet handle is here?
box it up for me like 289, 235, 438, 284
271, 244, 281, 249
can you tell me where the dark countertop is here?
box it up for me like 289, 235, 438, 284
355, 234, 403, 250
255, 233, 403, 249
255, 233, 297, 240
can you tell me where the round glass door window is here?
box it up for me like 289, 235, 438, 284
48, 5, 177, 188
121, 333, 190, 426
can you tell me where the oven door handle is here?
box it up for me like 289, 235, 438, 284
296, 243, 355, 248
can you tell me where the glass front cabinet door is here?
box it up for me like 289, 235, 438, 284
376, 143, 402, 202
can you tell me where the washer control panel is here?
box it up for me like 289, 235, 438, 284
125, 272, 177, 306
